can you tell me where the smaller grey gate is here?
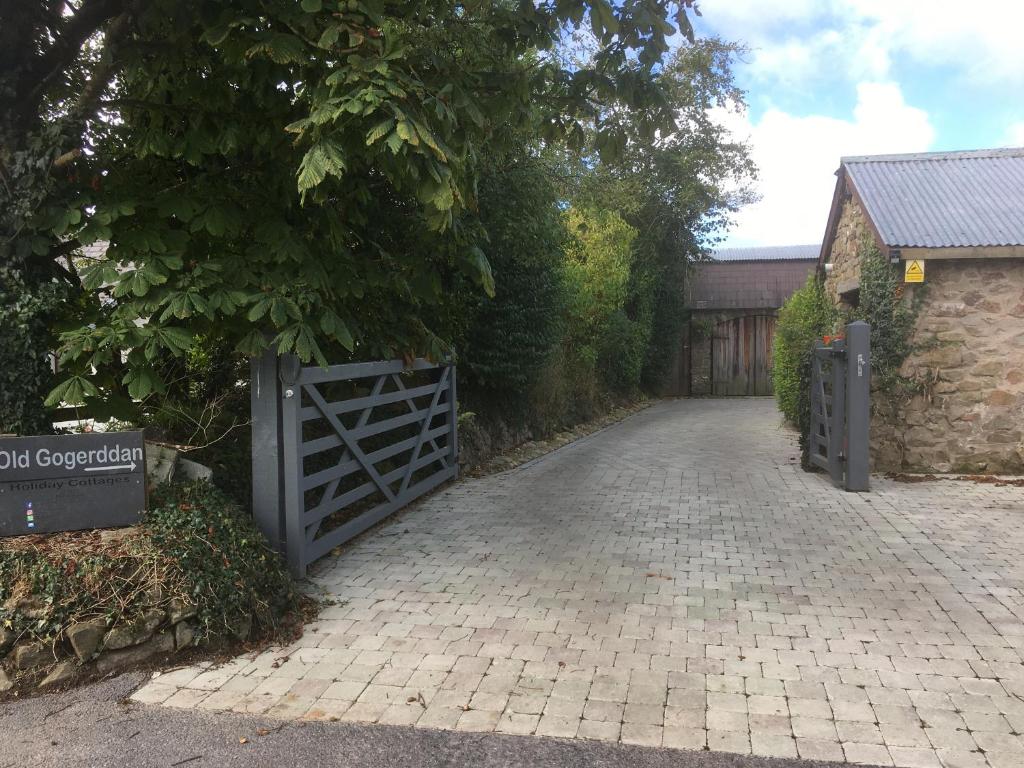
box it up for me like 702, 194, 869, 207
809, 320, 870, 492
251, 352, 457, 577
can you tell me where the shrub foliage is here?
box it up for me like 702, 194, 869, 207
773, 276, 837, 464
0, 481, 297, 651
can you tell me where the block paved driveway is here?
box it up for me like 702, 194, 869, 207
136, 398, 1024, 768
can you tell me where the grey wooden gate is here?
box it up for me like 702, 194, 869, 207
251, 353, 458, 577
809, 320, 870, 491
711, 314, 776, 396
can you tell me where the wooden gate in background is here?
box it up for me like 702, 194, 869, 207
711, 314, 776, 396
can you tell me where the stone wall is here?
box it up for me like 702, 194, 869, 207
823, 199, 1024, 472
823, 193, 873, 307
0, 596, 251, 693
873, 259, 1024, 472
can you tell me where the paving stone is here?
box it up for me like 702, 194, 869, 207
708, 729, 751, 754
843, 742, 895, 766
496, 712, 539, 735
887, 746, 943, 768
662, 726, 706, 750
454, 708, 500, 732
129, 398, 1024, 768
751, 733, 797, 758
535, 714, 580, 738
620, 723, 663, 747
798, 739, 846, 761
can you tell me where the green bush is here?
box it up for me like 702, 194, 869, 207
596, 310, 648, 395
0, 481, 297, 654
463, 160, 568, 402
145, 481, 297, 637
0, 268, 65, 435
773, 276, 837, 462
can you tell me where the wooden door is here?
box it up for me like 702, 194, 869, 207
711, 315, 776, 396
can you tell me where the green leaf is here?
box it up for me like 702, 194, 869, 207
395, 121, 417, 145
246, 33, 307, 64
154, 326, 194, 356
300, 0, 321, 11
366, 118, 395, 146
466, 245, 495, 297
203, 206, 224, 236
284, 117, 312, 135
247, 296, 272, 322
123, 368, 160, 400
384, 131, 403, 154
236, 330, 269, 358
45, 375, 98, 407
317, 25, 341, 49
203, 24, 232, 46
297, 140, 346, 193
321, 309, 354, 351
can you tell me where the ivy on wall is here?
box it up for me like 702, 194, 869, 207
846, 244, 922, 412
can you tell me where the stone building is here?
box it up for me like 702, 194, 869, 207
675, 245, 817, 396
819, 148, 1024, 473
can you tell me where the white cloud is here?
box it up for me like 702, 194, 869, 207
716, 82, 934, 247
1004, 122, 1024, 147
701, 0, 1024, 88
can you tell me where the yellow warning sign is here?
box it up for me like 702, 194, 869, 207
904, 259, 925, 283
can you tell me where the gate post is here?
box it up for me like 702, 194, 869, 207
251, 349, 284, 552
278, 354, 306, 578
844, 321, 871, 491
828, 338, 846, 487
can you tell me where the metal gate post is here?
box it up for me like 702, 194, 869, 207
278, 354, 306, 578
251, 349, 284, 552
828, 338, 846, 487
844, 321, 871, 491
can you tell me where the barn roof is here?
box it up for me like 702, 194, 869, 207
688, 258, 816, 311
841, 148, 1024, 249
712, 244, 820, 262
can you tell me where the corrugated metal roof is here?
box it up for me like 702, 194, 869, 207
688, 260, 815, 310
843, 148, 1024, 248
712, 244, 820, 262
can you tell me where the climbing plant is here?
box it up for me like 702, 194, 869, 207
846, 244, 922, 409
773, 275, 837, 466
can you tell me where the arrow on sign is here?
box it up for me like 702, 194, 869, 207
84, 461, 137, 473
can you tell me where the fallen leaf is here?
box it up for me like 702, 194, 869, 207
238, 737, 249, 744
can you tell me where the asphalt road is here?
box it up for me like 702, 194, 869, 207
0, 674, 878, 768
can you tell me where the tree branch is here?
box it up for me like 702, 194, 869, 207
21, 0, 127, 114
52, 148, 82, 170
74, 6, 134, 115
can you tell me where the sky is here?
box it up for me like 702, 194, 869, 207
693, 0, 1024, 248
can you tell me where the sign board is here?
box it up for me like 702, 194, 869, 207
904, 259, 925, 283
0, 431, 146, 537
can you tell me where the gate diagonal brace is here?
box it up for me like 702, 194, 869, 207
391, 373, 449, 471
398, 367, 450, 496
309, 374, 389, 544
305, 384, 397, 504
